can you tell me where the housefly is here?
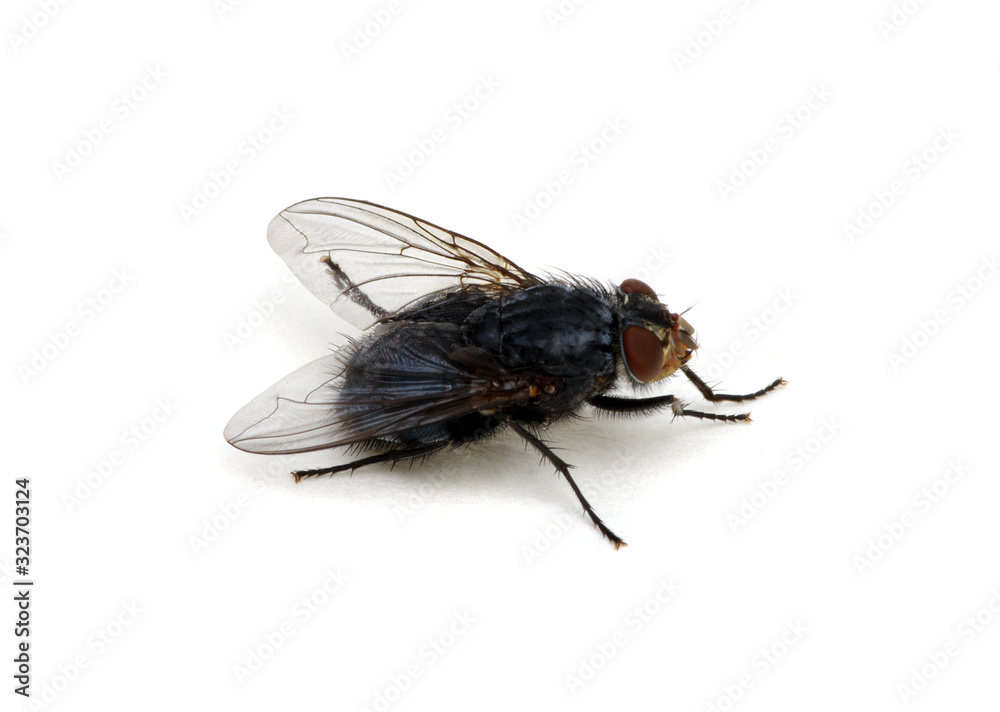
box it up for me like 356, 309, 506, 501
225, 198, 784, 548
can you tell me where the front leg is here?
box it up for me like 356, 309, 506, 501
681, 366, 786, 403
589, 394, 750, 422
589, 394, 679, 416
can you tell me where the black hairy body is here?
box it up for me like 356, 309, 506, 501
226, 198, 785, 547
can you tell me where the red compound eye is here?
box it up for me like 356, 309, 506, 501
622, 325, 663, 383
619, 278, 657, 298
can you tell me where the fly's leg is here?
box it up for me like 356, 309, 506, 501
589, 394, 679, 415
590, 394, 752, 422
681, 366, 786, 403
671, 402, 751, 422
509, 422, 626, 550
292, 443, 446, 483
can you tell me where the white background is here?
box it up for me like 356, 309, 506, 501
4, 1, 999, 710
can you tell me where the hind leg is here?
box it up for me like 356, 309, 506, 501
292, 442, 447, 482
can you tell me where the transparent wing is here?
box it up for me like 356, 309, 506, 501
224, 327, 535, 455
267, 197, 542, 329
224, 354, 350, 454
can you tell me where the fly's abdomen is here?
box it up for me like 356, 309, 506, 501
337, 323, 468, 445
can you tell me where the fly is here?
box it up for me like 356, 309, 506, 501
224, 198, 785, 548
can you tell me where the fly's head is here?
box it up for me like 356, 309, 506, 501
617, 278, 698, 384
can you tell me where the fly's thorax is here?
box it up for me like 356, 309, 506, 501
617, 278, 698, 384
466, 282, 617, 378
